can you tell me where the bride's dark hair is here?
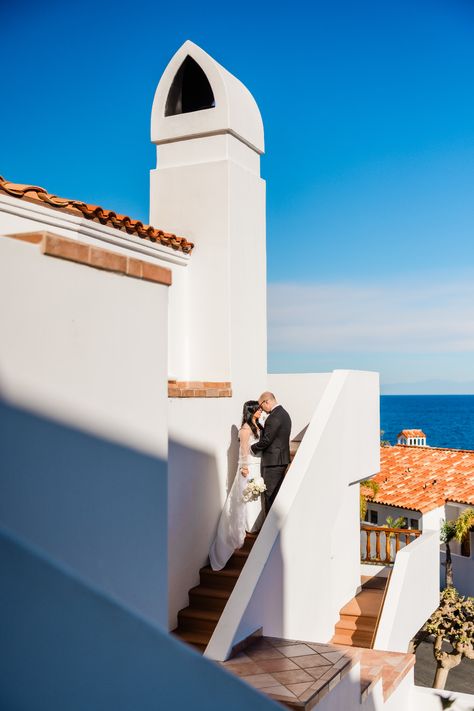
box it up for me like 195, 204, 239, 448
241, 400, 261, 439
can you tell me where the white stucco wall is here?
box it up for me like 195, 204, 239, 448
0, 226, 170, 626
0, 234, 168, 454
374, 530, 439, 652
267, 372, 332, 438
422, 505, 444, 533
440, 544, 474, 597
312, 664, 364, 711
366, 503, 422, 529
168, 395, 244, 628
150, 136, 266, 382
412, 686, 474, 711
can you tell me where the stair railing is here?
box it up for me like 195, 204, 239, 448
361, 524, 421, 565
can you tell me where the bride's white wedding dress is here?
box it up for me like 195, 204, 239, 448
209, 427, 263, 571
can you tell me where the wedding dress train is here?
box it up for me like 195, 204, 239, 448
209, 430, 263, 571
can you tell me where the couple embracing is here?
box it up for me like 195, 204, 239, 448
209, 392, 291, 571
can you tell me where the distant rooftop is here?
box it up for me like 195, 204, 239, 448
371, 445, 474, 513
397, 429, 426, 439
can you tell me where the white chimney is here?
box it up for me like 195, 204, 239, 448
150, 41, 266, 389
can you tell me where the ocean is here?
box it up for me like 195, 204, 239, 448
380, 395, 474, 450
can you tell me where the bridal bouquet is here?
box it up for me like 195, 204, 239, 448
242, 477, 266, 503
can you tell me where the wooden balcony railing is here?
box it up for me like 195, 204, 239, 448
361, 524, 422, 565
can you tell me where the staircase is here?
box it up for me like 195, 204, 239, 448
173, 442, 300, 654
330, 574, 389, 648
172, 532, 258, 653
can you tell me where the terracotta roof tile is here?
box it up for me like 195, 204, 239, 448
0, 175, 194, 254
372, 445, 474, 513
397, 429, 426, 438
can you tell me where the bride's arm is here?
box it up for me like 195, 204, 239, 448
238, 426, 251, 477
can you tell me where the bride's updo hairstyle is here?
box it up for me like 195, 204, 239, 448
241, 400, 261, 439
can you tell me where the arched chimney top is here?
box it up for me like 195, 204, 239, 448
151, 41, 264, 154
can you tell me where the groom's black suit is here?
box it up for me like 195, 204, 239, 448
250, 404, 292, 513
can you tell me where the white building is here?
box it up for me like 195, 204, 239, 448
397, 429, 427, 447
0, 41, 464, 711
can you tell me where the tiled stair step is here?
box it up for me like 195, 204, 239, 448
331, 575, 388, 649
199, 566, 241, 591
331, 628, 373, 649
240, 532, 258, 553
361, 575, 387, 590
226, 548, 251, 570
172, 629, 210, 653
188, 585, 231, 612
339, 590, 384, 618
336, 615, 378, 633
173, 533, 259, 654
177, 607, 221, 633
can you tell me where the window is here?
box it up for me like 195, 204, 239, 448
410, 518, 419, 530
461, 535, 471, 558
165, 56, 215, 116
370, 510, 378, 524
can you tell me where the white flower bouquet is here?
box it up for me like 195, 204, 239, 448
242, 476, 266, 503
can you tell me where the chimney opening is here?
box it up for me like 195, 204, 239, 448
165, 56, 215, 117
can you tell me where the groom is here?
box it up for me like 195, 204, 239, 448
251, 392, 292, 514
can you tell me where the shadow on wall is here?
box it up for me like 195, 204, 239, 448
227, 424, 239, 494
168, 435, 223, 627
0, 528, 280, 711
0, 397, 168, 627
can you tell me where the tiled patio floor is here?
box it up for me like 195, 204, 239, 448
220, 636, 414, 709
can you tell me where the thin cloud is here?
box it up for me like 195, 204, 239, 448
268, 278, 474, 354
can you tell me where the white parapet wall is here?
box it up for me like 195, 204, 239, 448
267, 372, 332, 439
0, 223, 171, 627
440, 547, 474, 598
374, 530, 440, 652
205, 369, 380, 660
412, 687, 474, 711
1, 528, 279, 711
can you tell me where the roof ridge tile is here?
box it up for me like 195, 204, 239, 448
0, 175, 194, 254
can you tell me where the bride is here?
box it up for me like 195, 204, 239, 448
209, 400, 264, 571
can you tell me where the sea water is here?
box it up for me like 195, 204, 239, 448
380, 395, 474, 450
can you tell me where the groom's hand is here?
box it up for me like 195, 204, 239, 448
241, 467, 249, 477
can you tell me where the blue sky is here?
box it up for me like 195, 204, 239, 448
2, 0, 474, 392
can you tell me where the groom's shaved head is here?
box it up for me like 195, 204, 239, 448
258, 392, 277, 413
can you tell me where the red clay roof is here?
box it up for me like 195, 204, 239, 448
372, 445, 474, 513
397, 429, 426, 438
0, 176, 194, 254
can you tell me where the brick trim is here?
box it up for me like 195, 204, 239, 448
168, 380, 232, 398
3, 231, 172, 286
